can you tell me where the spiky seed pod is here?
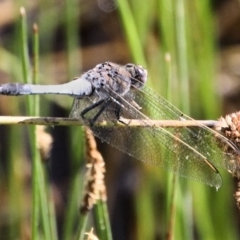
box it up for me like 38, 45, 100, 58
219, 112, 240, 178
219, 112, 240, 148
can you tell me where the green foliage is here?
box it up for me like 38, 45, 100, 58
118, 0, 239, 240
0, 0, 239, 240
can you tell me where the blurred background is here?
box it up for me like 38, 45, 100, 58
0, 0, 240, 239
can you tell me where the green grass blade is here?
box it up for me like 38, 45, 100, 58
93, 200, 112, 240
76, 213, 88, 240
117, 0, 147, 65
19, 9, 55, 240
31, 23, 40, 240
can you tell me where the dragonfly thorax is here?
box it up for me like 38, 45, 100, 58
86, 62, 133, 98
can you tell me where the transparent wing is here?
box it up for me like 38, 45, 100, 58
134, 86, 238, 173
70, 87, 226, 188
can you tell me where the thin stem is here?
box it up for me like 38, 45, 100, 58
117, 0, 147, 66
101, 201, 113, 240
20, 7, 31, 84
0, 116, 227, 129
63, 173, 83, 240
63, 1, 83, 238
31, 23, 40, 240
93, 200, 112, 240
32, 23, 40, 112
19, 7, 32, 113
166, 169, 177, 240
75, 213, 88, 240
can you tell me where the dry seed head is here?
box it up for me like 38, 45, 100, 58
80, 128, 107, 214
85, 228, 99, 240
35, 126, 53, 160
219, 112, 240, 146
218, 112, 240, 208
219, 112, 240, 177
235, 181, 240, 209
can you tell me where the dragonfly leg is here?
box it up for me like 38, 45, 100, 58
114, 104, 127, 125
81, 99, 105, 119
112, 101, 135, 126
81, 98, 111, 126
114, 103, 121, 120
89, 100, 110, 126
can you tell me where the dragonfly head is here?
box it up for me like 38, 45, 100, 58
125, 64, 148, 89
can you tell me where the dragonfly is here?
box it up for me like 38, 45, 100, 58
0, 62, 239, 188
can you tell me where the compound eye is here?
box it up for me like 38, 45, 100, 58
137, 67, 144, 76
137, 65, 148, 82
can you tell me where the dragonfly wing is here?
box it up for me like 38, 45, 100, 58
70, 95, 222, 188
133, 86, 238, 173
